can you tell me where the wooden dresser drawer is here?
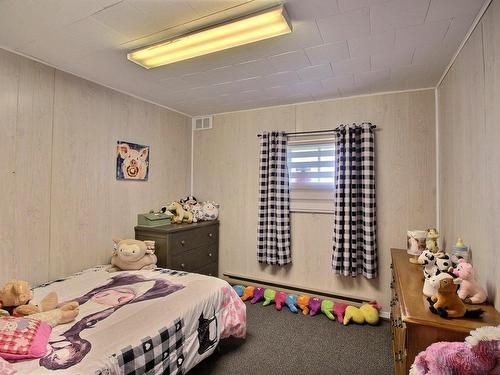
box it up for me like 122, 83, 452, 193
171, 245, 218, 272
170, 225, 218, 253
195, 262, 218, 277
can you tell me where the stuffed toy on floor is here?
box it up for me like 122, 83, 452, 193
308, 297, 321, 316
232, 285, 244, 297
107, 238, 157, 272
343, 301, 381, 325
297, 295, 311, 315
274, 291, 287, 311
241, 286, 254, 302
333, 302, 348, 323
320, 300, 335, 320
262, 289, 276, 306
410, 325, 500, 375
285, 294, 298, 313
250, 288, 265, 304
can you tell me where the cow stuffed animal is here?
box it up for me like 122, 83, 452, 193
107, 239, 157, 272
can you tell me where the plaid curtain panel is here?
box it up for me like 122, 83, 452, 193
257, 131, 291, 265
332, 123, 377, 279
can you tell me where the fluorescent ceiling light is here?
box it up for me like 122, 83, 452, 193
127, 5, 292, 69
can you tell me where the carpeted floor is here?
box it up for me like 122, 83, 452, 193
190, 301, 394, 375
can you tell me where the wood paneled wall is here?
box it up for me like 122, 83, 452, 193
193, 89, 436, 309
0, 48, 191, 285
438, 0, 500, 307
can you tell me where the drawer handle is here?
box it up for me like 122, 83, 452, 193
208, 273, 213, 276
208, 252, 212, 257
208, 233, 213, 238
180, 240, 185, 246
181, 263, 185, 269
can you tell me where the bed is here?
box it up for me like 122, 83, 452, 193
12, 266, 246, 374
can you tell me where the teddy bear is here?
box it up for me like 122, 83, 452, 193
0, 280, 79, 327
167, 201, 196, 224
453, 259, 487, 304
107, 238, 158, 272
425, 228, 439, 253
427, 278, 483, 319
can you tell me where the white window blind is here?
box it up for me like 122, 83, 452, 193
288, 142, 335, 190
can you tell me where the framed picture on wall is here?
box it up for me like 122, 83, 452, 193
116, 141, 149, 181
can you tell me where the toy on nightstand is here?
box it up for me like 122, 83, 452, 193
453, 259, 488, 304
308, 297, 321, 316
166, 201, 196, 224
333, 302, 348, 323
262, 289, 276, 306
320, 300, 335, 320
241, 286, 255, 301
251, 287, 265, 304
297, 295, 311, 315
232, 285, 244, 297
274, 291, 287, 311
427, 278, 484, 319
285, 294, 298, 313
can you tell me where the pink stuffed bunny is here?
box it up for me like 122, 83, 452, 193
453, 259, 487, 304
410, 325, 500, 375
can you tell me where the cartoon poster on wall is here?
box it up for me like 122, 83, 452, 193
116, 141, 149, 181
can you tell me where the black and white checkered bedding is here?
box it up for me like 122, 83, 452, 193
14, 267, 246, 375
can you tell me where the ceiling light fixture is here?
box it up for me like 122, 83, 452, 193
127, 5, 292, 69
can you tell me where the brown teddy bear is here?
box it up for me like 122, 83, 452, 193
0, 280, 79, 327
428, 278, 483, 319
107, 238, 158, 272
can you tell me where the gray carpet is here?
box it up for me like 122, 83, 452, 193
190, 301, 394, 375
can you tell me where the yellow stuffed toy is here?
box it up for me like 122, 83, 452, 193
343, 301, 381, 325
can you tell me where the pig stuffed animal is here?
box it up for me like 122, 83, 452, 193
453, 259, 487, 304
117, 143, 149, 180
107, 239, 157, 272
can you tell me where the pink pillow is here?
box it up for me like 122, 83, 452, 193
0, 317, 51, 360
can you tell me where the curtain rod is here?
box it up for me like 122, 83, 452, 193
257, 124, 377, 138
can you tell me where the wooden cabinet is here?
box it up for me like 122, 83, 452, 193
135, 221, 219, 277
390, 248, 500, 374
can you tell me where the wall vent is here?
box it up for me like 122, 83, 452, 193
192, 115, 213, 130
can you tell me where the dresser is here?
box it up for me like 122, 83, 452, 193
135, 221, 219, 276
390, 248, 500, 374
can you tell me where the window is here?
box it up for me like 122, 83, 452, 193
287, 139, 335, 213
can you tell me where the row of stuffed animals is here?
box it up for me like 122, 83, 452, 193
416, 247, 488, 319
232, 285, 381, 326
160, 195, 219, 224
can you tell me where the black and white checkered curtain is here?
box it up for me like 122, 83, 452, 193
257, 131, 291, 266
332, 123, 377, 279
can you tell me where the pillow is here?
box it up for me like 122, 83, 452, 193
0, 317, 51, 361
0, 357, 16, 374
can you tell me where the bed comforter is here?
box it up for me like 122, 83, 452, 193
12, 266, 246, 374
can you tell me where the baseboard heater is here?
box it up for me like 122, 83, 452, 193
222, 272, 367, 305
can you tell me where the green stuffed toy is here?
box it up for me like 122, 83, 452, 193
321, 300, 335, 320
262, 288, 276, 306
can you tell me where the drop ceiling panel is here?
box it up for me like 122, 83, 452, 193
0, 0, 487, 116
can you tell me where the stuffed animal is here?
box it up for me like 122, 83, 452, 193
428, 278, 484, 319
309, 297, 321, 316
0, 280, 79, 327
232, 285, 244, 297
262, 289, 276, 306
453, 259, 488, 304
251, 287, 265, 304
320, 300, 335, 320
201, 201, 219, 221
343, 305, 364, 325
274, 291, 287, 311
424, 272, 454, 298
285, 294, 298, 313
167, 201, 196, 224
107, 239, 157, 272
241, 286, 254, 301
410, 325, 500, 375
418, 250, 443, 296
333, 302, 348, 323
297, 295, 311, 315
343, 302, 381, 325
425, 228, 439, 253
179, 196, 205, 222
435, 253, 453, 273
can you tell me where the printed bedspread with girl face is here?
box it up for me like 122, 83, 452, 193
13, 266, 246, 375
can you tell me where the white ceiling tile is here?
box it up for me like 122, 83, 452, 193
268, 50, 310, 71
333, 56, 370, 75
158, 76, 200, 91
234, 59, 277, 77
292, 80, 325, 95
296, 64, 333, 81
322, 74, 355, 90
338, 0, 389, 12
187, 0, 248, 17
232, 76, 268, 90
180, 72, 219, 86
207, 65, 244, 82
371, 0, 430, 33
305, 41, 350, 65
348, 31, 395, 58
127, 0, 194, 29
265, 85, 297, 97
265, 71, 301, 86
92, 1, 161, 39
395, 19, 451, 49
426, 0, 485, 22
371, 48, 413, 70
317, 8, 371, 43
355, 68, 390, 85
442, 15, 476, 49
285, 0, 340, 21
